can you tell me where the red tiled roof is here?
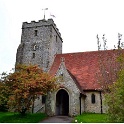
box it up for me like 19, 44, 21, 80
49, 50, 123, 91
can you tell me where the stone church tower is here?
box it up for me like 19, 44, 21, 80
16, 19, 63, 72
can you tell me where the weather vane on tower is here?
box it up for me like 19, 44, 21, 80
42, 8, 48, 20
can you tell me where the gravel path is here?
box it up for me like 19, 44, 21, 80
39, 116, 73, 123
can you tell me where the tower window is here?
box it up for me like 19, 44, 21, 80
91, 94, 95, 104
32, 53, 35, 58
33, 44, 37, 51
34, 30, 38, 36
56, 35, 57, 42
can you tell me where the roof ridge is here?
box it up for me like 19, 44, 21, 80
57, 49, 123, 56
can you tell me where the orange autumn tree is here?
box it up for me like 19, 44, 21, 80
1, 64, 57, 115
0, 72, 11, 111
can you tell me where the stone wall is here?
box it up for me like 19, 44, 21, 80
33, 95, 45, 113
81, 97, 85, 113
16, 19, 62, 72
84, 91, 103, 113
45, 60, 81, 117
101, 93, 108, 113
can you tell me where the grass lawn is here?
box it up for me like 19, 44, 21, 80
0, 112, 47, 123
73, 113, 108, 123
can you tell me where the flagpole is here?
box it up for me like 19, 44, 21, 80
42, 8, 48, 20
44, 9, 45, 19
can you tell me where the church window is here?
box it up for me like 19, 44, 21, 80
60, 71, 64, 80
34, 30, 38, 36
33, 44, 37, 51
91, 94, 95, 104
61, 72, 63, 77
56, 35, 57, 42
32, 53, 35, 58
42, 96, 46, 104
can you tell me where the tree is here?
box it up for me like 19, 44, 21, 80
0, 72, 10, 111
96, 33, 124, 91
96, 34, 108, 51
0, 64, 58, 115
96, 48, 124, 122
105, 68, 124, 122
96, 34, 124, 122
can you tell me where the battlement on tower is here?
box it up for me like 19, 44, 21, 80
22, 18, 62, 38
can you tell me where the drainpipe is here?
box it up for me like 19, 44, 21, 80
79, 93, 82, 115
100, 91, 103, 114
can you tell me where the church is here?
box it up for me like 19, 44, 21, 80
16, 18, 117, 116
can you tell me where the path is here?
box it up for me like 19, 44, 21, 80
39, 116, 73, 123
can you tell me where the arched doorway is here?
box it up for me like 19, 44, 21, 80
56, 89, 69, 115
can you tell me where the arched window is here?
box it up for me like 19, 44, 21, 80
34, 30, 38, 36
56, 35, 57, 42
91, 94, 95, 104
33, 44, 37, 51
42, 96, 46, 104
32, 53, 35, 59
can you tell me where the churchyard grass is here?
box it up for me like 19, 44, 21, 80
73, 113, 108, 123
0, 112, 47, 123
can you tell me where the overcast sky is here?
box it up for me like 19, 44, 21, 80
0, 0, 124, 74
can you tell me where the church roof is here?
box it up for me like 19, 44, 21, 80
49, 49, 122, 91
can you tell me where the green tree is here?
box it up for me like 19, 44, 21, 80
96, 34, 124, 122
96, 49, 124, 122
0, 64, 58, 115
104, 53, 124, 122
105, 69, 124, 122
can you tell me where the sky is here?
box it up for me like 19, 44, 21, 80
0, 0, 124, 74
